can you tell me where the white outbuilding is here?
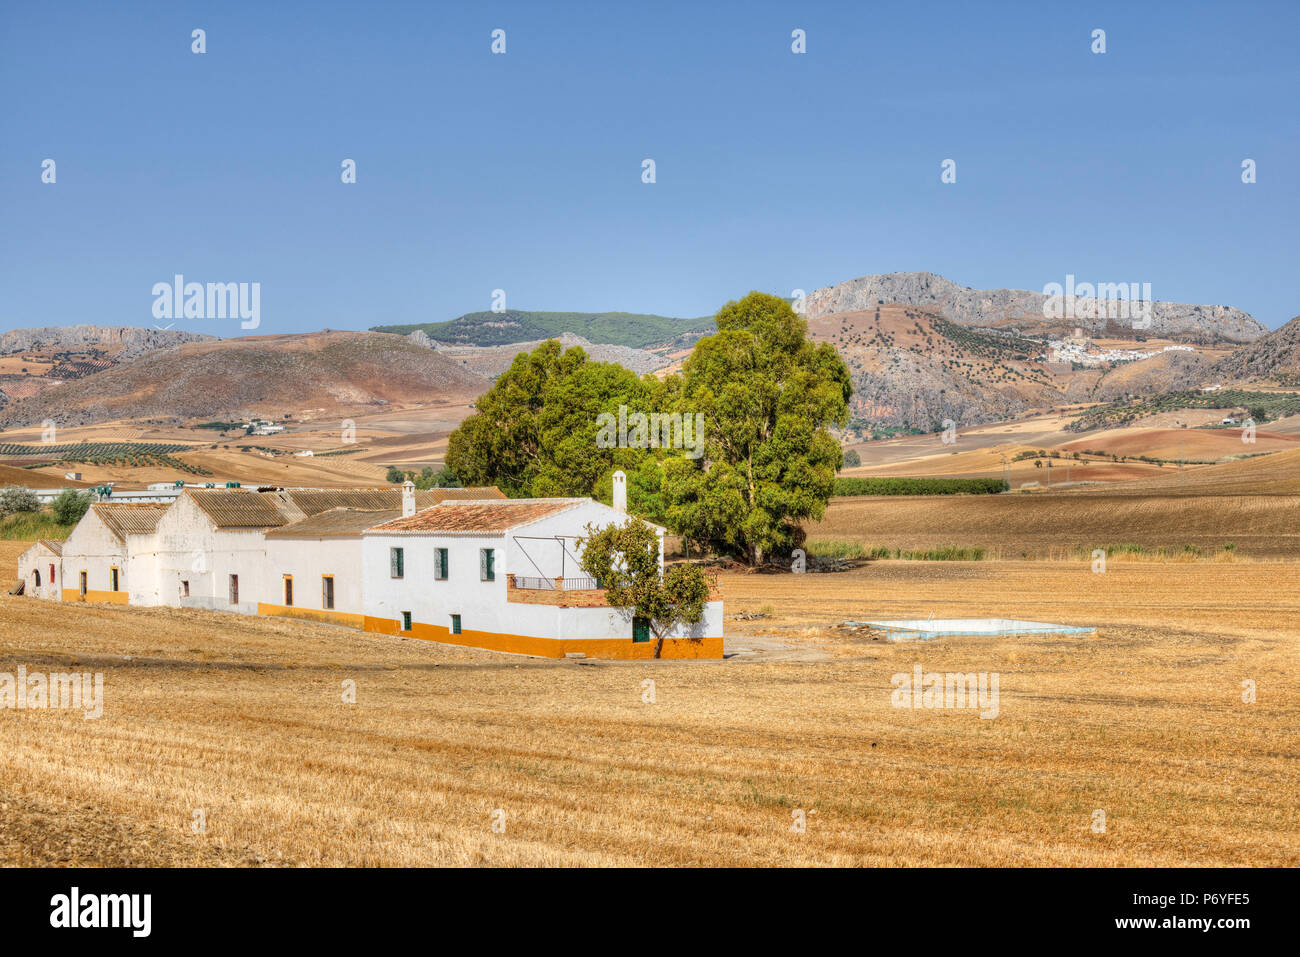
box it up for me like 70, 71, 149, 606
17, 539, 63, 600
58, 503, 168, 604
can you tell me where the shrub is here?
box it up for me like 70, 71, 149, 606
51, 488, 92, 525
0, 486, 41, 516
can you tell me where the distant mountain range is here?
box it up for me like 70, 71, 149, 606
372, 310, 713, 350
804, 271, 1267, 345
0, 273, 1291, 431
800, 271, 1282, 430
0, 325, 215, 356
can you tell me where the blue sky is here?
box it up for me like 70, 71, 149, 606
2, 0, 1297, 336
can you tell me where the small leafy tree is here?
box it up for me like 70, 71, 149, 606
50, 488, 92, 525
0, 486, 40, 517
578, 519, 711, 659
842, 448, 861, 468
385, 466, 405, 483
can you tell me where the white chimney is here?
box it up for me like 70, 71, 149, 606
612, 470, 626, 514
401, 480, 416, 517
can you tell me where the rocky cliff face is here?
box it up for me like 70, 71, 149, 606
0, 325, 217, 357
804, 272, 1266, 345
1210, 315, 1300, 382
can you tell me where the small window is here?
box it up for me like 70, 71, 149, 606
435, 547, 448, 580
480, 548, 495, 582
401, 611, 412, 632
181, 579, 189, 598
633, 617, 651, 643
284, 575, 294, 607
450, 614, 461, 635
229, 574, 239, 605
79, 571, 87, 597
390, 547, 405, 579
109, 567, 120, 591
49, 564, 55, 582
322, 575, 334, 610
33, 570, 41, 588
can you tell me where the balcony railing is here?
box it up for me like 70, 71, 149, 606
507, 573, 719, 593
509, 575, 600, 591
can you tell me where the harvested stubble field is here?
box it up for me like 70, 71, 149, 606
1, 558, 1296, 866
811, 491, 1300, 560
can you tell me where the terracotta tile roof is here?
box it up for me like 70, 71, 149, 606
34, 539, 63, 555
92, 503, 169, 540
265, 507, 400, 538
187, 489, 292, 529
367, 498, 585, 534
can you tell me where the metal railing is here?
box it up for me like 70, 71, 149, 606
508, 573, 718, 591
509, 575, 602, 591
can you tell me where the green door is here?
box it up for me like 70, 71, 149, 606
633, 617, 650, 643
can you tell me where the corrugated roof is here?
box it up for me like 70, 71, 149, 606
92, 503, 169, 540
265, 507, 400, 538
279, 486, 505, 519
367, 498, 584, 534
429, 486, 507, 501
187, 489, 292, 529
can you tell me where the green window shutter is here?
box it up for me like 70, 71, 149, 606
391, 547, 404, 578
633, 617, 650, 643
451, 614, 462, 635
436, 548, 448, 580
482, 548, 495, 581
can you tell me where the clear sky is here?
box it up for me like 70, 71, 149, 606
2, 0, 1297, 337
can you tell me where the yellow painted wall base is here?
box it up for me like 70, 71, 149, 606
52, 590, 719, 659
61, 589, 128, 605
257, 603, 364, 629
360, 616, 722, 660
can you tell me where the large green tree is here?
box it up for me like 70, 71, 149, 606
660, 292, 851, 563
446, 339, 654, 499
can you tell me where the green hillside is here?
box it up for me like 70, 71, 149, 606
372, 310, 714, 349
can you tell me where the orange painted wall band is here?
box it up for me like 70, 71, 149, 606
360, 615, 721, 660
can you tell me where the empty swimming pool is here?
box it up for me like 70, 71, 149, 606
846, 618, 1097, 641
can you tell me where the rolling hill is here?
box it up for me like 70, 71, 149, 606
0, 331, 488, 428
373, 310, 714, 349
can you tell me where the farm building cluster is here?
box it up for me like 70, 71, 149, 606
15, 475, 723, 660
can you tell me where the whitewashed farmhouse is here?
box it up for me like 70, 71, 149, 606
23, 478, 723, 660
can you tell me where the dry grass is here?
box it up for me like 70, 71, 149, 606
2, 559, 1296, 867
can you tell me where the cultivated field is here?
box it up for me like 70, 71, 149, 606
816, 448, 1300, 559
1, 555, 1295, 866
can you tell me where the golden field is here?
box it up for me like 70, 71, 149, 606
1, 544, 1296, 866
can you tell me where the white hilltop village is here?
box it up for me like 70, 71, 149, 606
1044, 328, 1195, 367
